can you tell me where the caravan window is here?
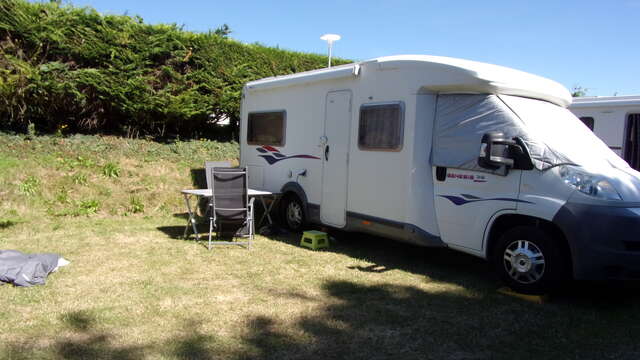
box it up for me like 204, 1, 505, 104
358, 102, 404, 151
579, 116, 595, 131
247, 111, 286, 146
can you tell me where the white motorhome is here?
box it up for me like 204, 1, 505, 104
240, 55, 640, 293
569, 96, 640, 170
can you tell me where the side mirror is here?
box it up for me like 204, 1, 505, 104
478, 132, 514, 172
478, 132, 534, 174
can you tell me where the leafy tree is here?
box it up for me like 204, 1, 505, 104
571, 85, 589, 97
0, 0, 349, 139
214, 24, 232, 37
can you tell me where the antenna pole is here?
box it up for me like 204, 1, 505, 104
320, 34, 341, 68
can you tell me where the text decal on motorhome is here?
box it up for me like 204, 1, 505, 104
438, 194, 534, 206
256, 145, 320, 165
446, 172, 487, 183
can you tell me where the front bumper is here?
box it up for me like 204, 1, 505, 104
553, 202, 640, 280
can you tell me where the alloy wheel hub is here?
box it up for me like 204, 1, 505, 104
287, 203, 302, 226
503, 240, 546, 284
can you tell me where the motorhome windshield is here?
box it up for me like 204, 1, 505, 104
500, 95, 629, 171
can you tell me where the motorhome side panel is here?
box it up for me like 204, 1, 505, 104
241, 85, 324, 197
407, 94, 441, 243
570, 106, 627, 156
240, 77, 357, 213
569, 103, 640, 158
344, 66, 442, 246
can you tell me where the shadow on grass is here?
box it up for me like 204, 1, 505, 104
272, 229, 497, 292
172, 320, 219, 360
157, 213, 208, 241
157, 225, 188, 240
270, 228, 640, 304
157, 222, 250, 251
6, 311, 222, 360
5, 280, 640, 359
238, 280, 497, 359
6, 310, 147, 360
240, 279, 640, 359
0, 219, 18, 229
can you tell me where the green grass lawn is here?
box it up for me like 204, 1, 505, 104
1, 134, 640, 359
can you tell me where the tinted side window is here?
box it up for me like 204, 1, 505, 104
358, 103, 404, 151
579, 116, 595, 131
247, 111, 285, 146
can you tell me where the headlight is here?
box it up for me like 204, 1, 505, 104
559, 166, 622, 200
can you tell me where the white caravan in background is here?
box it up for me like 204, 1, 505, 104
569, 96, 640, 170
239, 55, 640, 294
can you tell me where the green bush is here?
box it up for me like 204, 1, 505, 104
0, 0, 350, 139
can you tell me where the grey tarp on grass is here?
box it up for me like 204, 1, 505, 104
432, 94, 571, 174
0, 250, 60, 287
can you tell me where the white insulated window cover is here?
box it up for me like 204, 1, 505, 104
431, 94, 575, 174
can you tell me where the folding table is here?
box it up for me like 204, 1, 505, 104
181, 188, 281, 241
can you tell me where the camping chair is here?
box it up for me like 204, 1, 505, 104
205, 161, 232, 190
208, 167, 255, 250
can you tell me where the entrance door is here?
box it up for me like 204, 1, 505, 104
624, 113, 640, 170
321, 90, 351, 227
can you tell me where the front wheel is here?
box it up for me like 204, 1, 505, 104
280, 194, 306, 232
492, 226, 565, 294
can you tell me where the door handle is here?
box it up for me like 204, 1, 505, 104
325, 145, 330, 161
436, 166, 447, 181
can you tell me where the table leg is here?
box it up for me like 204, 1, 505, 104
259, 196, 272, 225
183, 194, 200, 241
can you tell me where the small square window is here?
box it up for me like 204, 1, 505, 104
247, 111, 286, 146
579, 116, 595, 131
358, 103, 404, 151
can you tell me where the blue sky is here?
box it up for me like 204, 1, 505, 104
66, 0, 640, 96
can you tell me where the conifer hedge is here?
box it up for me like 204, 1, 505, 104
0, 0, 349, 139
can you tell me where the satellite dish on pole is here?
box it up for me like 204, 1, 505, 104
320, 34, 341, 68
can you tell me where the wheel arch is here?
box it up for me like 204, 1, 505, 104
484, 212, 573, 278
280, 181, 309, 212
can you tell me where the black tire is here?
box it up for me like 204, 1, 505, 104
492, 226, 565, 295
280, 194, 306, 232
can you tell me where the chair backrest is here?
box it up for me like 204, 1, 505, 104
211, 167, 248, 221
205, 161, 232, 190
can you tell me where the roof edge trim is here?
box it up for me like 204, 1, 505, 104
245, 64, 360, 92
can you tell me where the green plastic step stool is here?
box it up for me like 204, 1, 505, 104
300, 230, 329, 250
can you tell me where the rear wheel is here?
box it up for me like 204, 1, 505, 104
280, 194, 306, 232
493, 226, 565, 294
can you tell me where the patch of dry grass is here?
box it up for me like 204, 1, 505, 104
0, 134, 237, 221
1, 134, 640, 359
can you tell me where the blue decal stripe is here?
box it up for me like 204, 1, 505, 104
460, 193, 481, 200
438, 195, 533, 206
257, 146, 320, 165
259, 154, 320, 165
